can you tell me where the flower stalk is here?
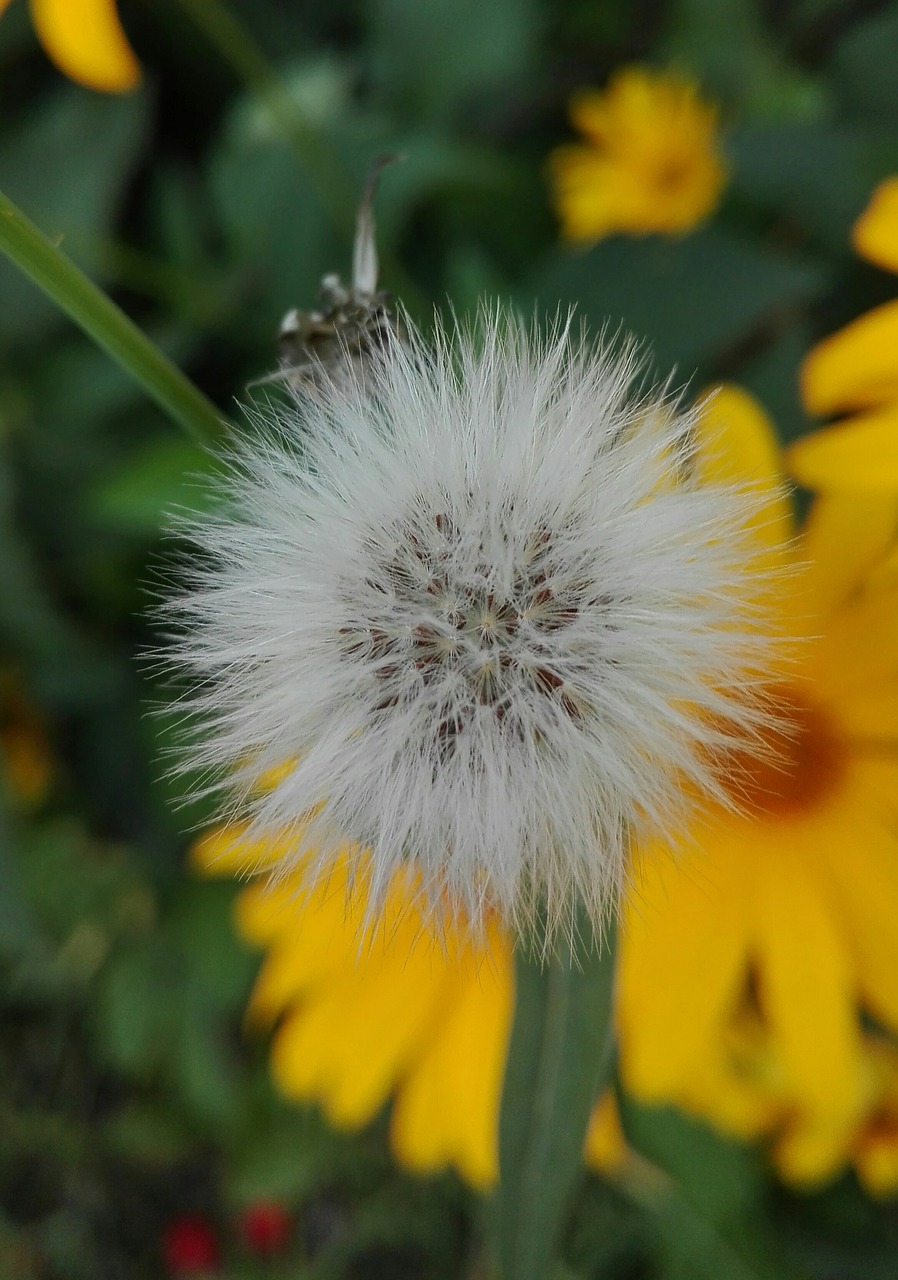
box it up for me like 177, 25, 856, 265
496, 917, 616, 1280
0, 186, 227, 445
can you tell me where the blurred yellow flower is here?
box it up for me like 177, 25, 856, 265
0, 680, 52, 807
789, 178, 898, 490
0, 0, 140, 92
619, 387, 898, 1187
548, 66, 727, 243
192, 827, 626, 1189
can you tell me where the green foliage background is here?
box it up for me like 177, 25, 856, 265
2, 0, 898, 1276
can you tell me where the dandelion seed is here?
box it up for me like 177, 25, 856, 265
168, 309, 774, 946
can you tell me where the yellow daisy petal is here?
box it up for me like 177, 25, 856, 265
694, 385, 794, 564
391, 938, 513, 1189
852, 177, 898, 274
30, 0, 140, 92
270, 943, 450, 1129
788, 402, 898, 492
583, 1092, 628, 1173
751, 836, 859, 1117
617, 840, 749, 1099
821, 775, 898, 1033
811, 577, 898, 705
801, 300, 898, 417
189, 823, 294, 877
799, 492, 898, 616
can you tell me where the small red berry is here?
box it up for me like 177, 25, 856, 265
162, 1214, 220, 1274
239, 1200, 293, 1256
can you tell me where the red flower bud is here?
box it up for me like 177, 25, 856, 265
239, 1200, 293, 1256
162, 1214, 220, 1274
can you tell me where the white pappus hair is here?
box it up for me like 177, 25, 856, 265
168, 309, 775, 945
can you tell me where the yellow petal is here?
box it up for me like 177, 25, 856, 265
788, 402, 898, 492
270, 941, 450, 1129
189, 823, 293, 877
30, 0, 140, 92
583, 1092, 628, 1172
617, 838, 749, 1099
811, 576, 898, 708
751, 835, 859, 1117
852, 178, 898, 274
390, 934, 513, 1189
820, 773, 898, 1033
801, 300, 898, 416
693, 385, 793, 564
799, 492, 898, 616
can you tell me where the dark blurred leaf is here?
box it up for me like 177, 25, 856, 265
527, 227, 827, 379
208, 101, 341, 334
0, 86, 148, 346
727, 124, 875, 250
367, 0, 540, 123
94, 941, 180, 1076
664, 0, 825, 119
87, 435, 220, 534
831, 8, 898, 124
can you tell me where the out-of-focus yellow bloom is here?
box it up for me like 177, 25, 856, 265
547, 66, 727, 243
0, 0, 140, 92
790, 178, 898, 490
192, 827, 627, 1188
0, 681, 52, 807
619, 387, 898, 1188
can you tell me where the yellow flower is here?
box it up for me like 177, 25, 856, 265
0, 0, 140, 93
0, 678, 52, 807
547, 66, 727, 243
192, 825, 628, 1189
789, 178, 898, 490
618, 387, 898, 1187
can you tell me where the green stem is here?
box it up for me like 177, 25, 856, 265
0, 188, 226, 446
496, 916, 617, 1280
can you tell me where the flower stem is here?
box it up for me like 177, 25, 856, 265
0, 188, 227, 446
495, 916, 616, 1280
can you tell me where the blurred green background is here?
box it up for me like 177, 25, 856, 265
2, 0, 898, 1276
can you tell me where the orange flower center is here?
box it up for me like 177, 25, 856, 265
720, 686, 845, 818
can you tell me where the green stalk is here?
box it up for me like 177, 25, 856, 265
0, 188, 226, 446
496, 916, 617, 1280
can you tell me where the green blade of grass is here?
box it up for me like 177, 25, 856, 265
0, 187, 227, 445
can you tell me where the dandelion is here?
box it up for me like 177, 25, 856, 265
0, 0, 141, 93
548, 66, 727, 244
170, 310, 772, 945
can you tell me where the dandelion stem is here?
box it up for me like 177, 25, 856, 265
0, 187, 227, 446
496, 916, 616, 1280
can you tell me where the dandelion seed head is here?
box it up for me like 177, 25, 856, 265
169, 309, 776, 946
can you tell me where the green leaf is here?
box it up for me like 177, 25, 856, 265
0, 86, 147, 346
727, 124, 876, 251
831, 8, 898, 125
366, 0, 539, 124
527, 227, 827, 379
87, 436, 220, 534
495, 926, 616, 1280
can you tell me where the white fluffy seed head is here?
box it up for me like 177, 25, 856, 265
167, 309, 777, 948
